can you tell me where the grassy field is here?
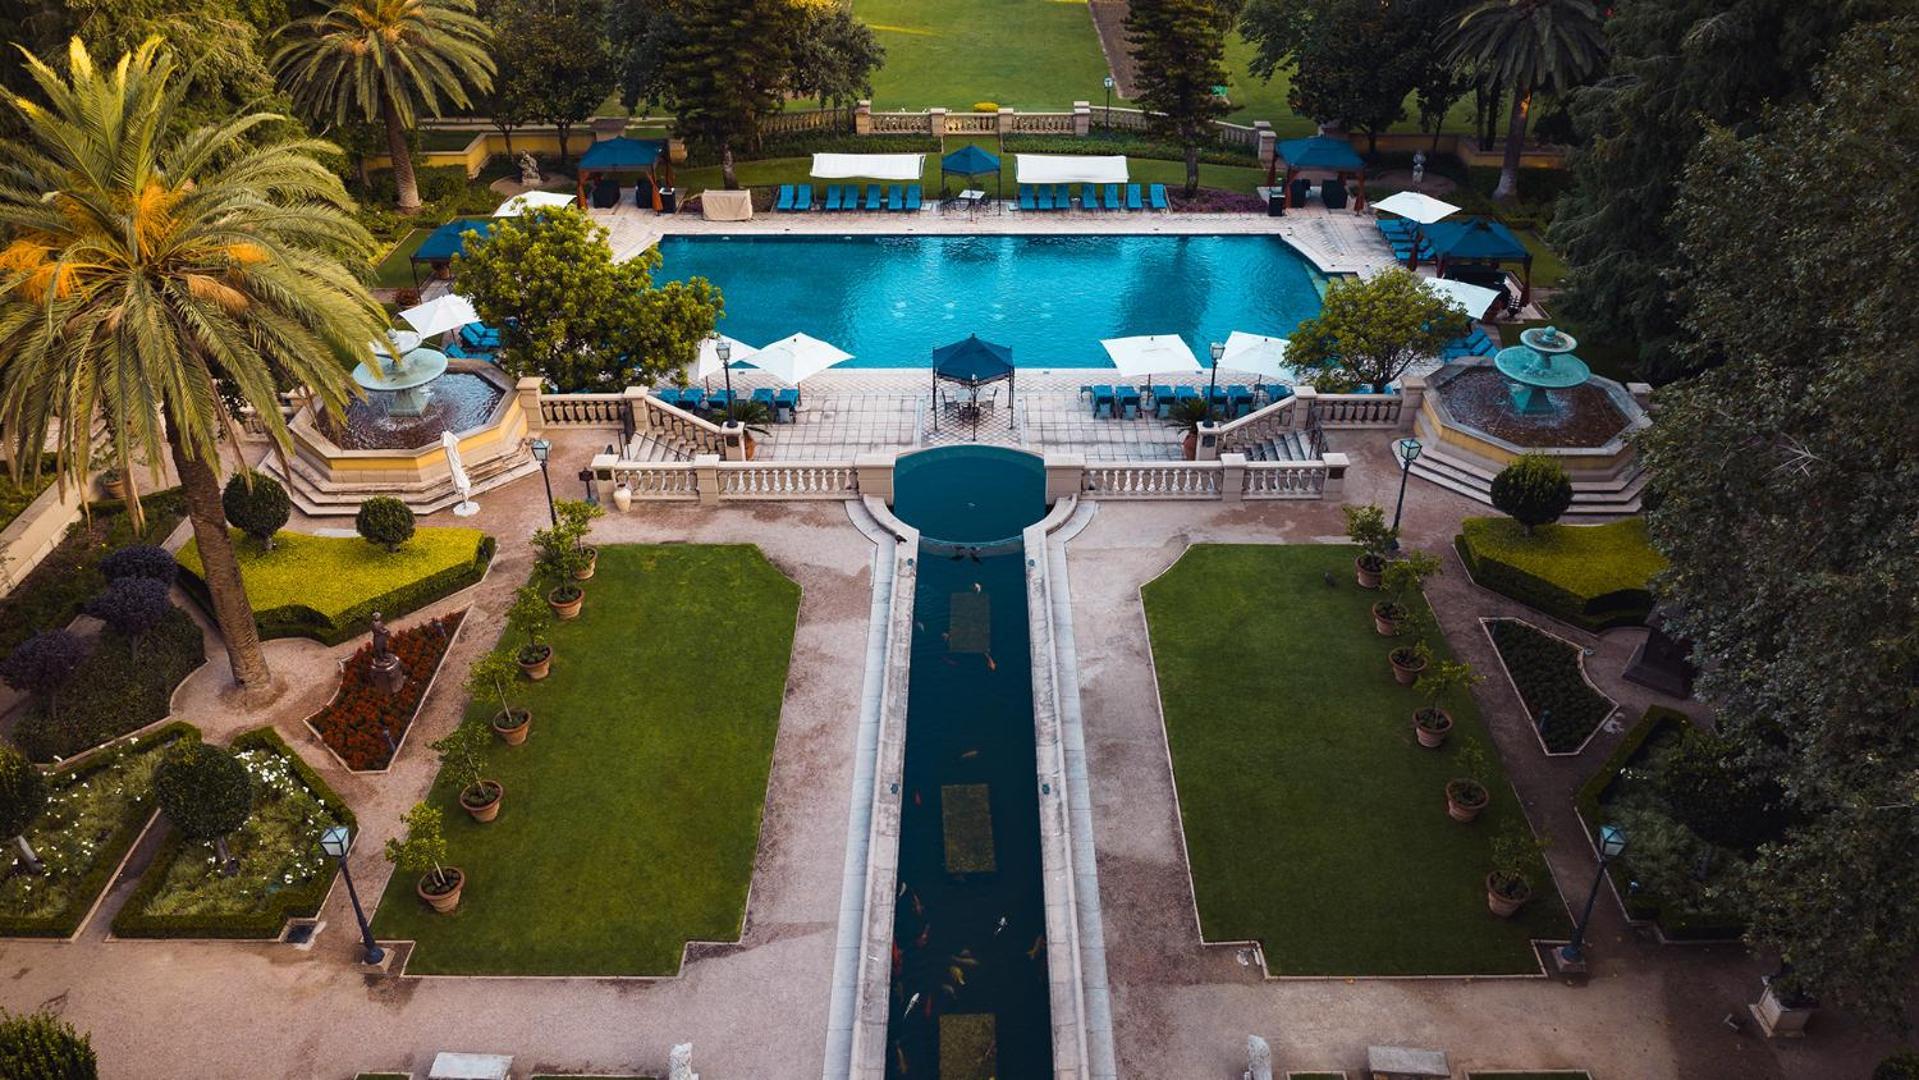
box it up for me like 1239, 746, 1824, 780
179, 527, 487, 626
1142, 543, 1569, 975
370, 545, 799, 975
858, 0, 1115, 110
372, 228, 430, 289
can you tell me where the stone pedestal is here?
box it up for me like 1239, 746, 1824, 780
516, 377, 546, 436
1750, 982, 1816, 1038
1072, 101, 1092, 137
855, 452, 897, 505
1321, 452, 1350, 496
371, 656, 406, 696
1193, 420, 1222, 461
1043, 453, 1085, 505
693, 454, 722, 507
854, 100, 873, 136
1219, 452, 1246, 502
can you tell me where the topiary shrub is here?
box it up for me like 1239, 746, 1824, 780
1490, 454, 1574, 534
84, 578, 175, 659
355, 497, 415, 552
0, 1009, 97, 1079
0, 746, 47, 873
221, 470, 290, 550
154, 741, 253, 873
97, 543, 177, 584
0, 631, 91, 726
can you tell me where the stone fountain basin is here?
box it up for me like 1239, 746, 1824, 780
287, 361, 529, 488
1421, 359, 1649, 474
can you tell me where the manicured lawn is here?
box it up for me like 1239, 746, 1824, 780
1142, 544, 1569, 975
372, 228, 430, 289
1459, 518, 1664, 609
859, 0, 1114, 110
370, 544, 800, 975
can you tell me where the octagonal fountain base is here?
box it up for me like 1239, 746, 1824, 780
1407, 358, 1652, 517
265, 361, 542, 516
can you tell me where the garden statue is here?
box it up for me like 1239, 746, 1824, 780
369, 612, 407, 695
518, 151, 541, 186
1244, 1035, 1273, 1080
667, 1043, 697, 1080
1411, 151, 1426, 187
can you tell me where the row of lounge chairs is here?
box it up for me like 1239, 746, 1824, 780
1019, 183, 1168, 212
1376, 217, 1435, 262
656, 386, 803, 423
1079, 383, 1292, 419
1442, 327, 1499, 361
776, 183, 923, 213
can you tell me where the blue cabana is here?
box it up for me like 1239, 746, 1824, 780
1422, 216, 1535, 305
940, 145, 1003, 199
408, 217, 495, 286
931, 334, 1016, 436
576, 137, 669, 211
1272, 134, 1368, 211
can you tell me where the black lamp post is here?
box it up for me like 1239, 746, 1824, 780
319, 825, 383, 965
1558, 823, 1628, 970
1102, 75, 1115, 129
530, 437, 556, 525
1388, 436, 1422, 550
715, 337, 737, 421
1208, 340, 1225, 414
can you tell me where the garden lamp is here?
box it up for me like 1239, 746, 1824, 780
319, 825, 384, 966
1389, 437, 1423, 550
530, 437, 556, 525
1207, 340, 1226, 406
1102, 75, 1115, 127
716, 338, 737, 422
1558, 823, 1629, 971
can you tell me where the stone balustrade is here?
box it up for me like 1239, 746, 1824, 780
1214, 394, 1301, 455
538, 393, 626, 428
1313, 393, 1404, 427
715, 461, 859, 499
1081, 463, 1223, 499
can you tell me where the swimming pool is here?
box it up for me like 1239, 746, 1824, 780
654, 234, 1325, 370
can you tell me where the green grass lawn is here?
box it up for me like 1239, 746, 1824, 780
370, 544, 800, 975
1518, 228, 1570, 289
372, 228, 430, 290
858, 0, 1114, 110
179, 527, 487, 628
1142, 544, 1569, 975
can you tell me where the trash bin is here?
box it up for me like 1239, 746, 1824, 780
658, 187, 677, 215
1267, 190, 1285, 217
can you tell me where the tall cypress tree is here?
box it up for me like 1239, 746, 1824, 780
661, 0, 802, 189
1127, 0, 1236, 196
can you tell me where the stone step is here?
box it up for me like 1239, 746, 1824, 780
265, 446, 543, 517
1409, 446, 1645, 517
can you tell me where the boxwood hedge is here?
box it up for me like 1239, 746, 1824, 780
1456, 517, 1664, 632
1486, 618, 1614, 753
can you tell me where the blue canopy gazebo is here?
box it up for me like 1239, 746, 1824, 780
576, 137, 668, 210
940, 145, 1003, 200
408, 217, 494, 286
931, 334, 1015, 438
1271, 134, 1367, 211
1422, 216, 1534, 307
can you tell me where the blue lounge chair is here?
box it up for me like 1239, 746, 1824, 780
1125, 183, 1143, 210
707, 389, 735, 414
678, 387, 705, 411
1227, 384, 1254, 417
865, 184, 883, 211
654, 388, 682, 407
1105, 183, 1122, 211
1019, 184, 1037, 211
1117, 385, 1143, 418
1174, 385, 1200, 405
1150, 384, 1176, 417
888, 184, 904, 211
1091, 384, 1117, 418
905, 185, 922, 211
1054, 184, 1072, 208
1082, 184, 1101, 210
775, 388, 801, 415
775, 184, 796, 212
1148, 183, 1169, 210
823, 185, 843, 212
794, 183, 814, 211
1036, 185, 1055, 211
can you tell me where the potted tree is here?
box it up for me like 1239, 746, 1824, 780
1752, 972, 1819, 1037
1373, 550, 1440, 636
386, 802, 463, 913
1342, 504, 1395, 589
1412, 658, 1480, 749
555, 499, 604, 580
1445, 743, 1491, 823
534, 525, 588, 619
724, 399, 776, 460
507, 586, 554, 679
1165, 397, 1215, 461
98, 466, 127, 500
1486, 822, 1545, 917
467, 651, 532, 743
432, 720, 502, 822
1389, 637, 1430, 687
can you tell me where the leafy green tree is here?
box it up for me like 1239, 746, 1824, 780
430, 719, 494, 805
790, 4, 886, 113
0, 632, 90, 728
1448, 0, 1607, 201
0, 748, 47, 874
0, 1009, 96, 1080
85, 578, 175, 659
0, 39, 385, 704
1287, 269, 1468, 391
489, 0, 615, 169
465, 650, 524, 721
271, 0, 495, 211
385, 801, 456, 891
1489, 454, 1572, 533
1241, 0, 1415, 152
1641, 17, 1919, 1027
355, 497, 416, 552
454, 208, 721, 391
1550, 0, 1877, 381
222, 471, 291, 550
1127, 0, 1235, 196
659, 0, 803, 187
155, 741, 254, 873
610, 0, 678, 113
1650, 728, 1789, 853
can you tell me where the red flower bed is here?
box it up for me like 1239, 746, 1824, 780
306, 611, 465, 770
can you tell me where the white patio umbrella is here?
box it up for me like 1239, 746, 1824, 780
694, 334, 760, 382
1422, 277, 1503, 322
744, 333, 854, 386
493, 190, 579, 217
1217, 331, 1292, 387
1370, 190, 1460, 225
441, 431, 477, 517
398, 294, 479, 338
1099, 334, 1201, 378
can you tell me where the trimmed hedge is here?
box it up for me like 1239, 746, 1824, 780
0, 489, 187, 654
1486, 619, 1613, 753
1574, 707, 1743, 941
11, 610, 206, 763
1456, 517, 1663, 632
178, 529, 493, 646
0, 722, 195, 938
111, 727, 354, 939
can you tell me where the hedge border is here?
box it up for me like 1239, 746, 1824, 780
0, 721, 197, 939
13, 608, 208, 764
109, 726, 355, 940
177, 533, 494, 646
1453, 529, 1653, 633
1572, 706, 1744, 942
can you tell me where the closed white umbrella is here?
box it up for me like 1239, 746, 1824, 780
1099, 334, 1201, 378
442, 431, 477, 517
493, 190, 579, 216
744, 333, 854, 386
1371, 190, 1460, 225
1218, 331, 1292, 383
399, 294, 480, 338
1422, 277, 1503, 321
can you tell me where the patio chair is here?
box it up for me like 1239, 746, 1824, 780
905, 184, 922, 211
678, 387, 706, 411
1054, 184, 1073, 208
1117, 385, 1143, 419
888, 184, 905, 211
1090, 384, 1116, 418
794, 183, 814, 211
750, 387, 781, 420
1289, 178, 1312, 206
1081, 184, 1101, 210
1148, 183, 1169, 211
1321, 180, 1348, 210
707, 389, 735, 414
1019, 184, 1037, 211
1103, 183, 1121, 211
654, 387, 683, 407
1125, 183, 1143, 210
1150, 384, 1176, 417
1174, 385, 1200, 405
1227, 384, 1254, 417
823, 185, 843, 212
776, 387, 802, 411
865, 184, 884, 211
775, 184, 796, 212
1036, 185, 1055, 211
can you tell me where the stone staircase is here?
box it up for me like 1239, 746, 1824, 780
621, 431, 697, 463
1234, 430, 1313, 462
264, 442, 543, 517
1408, 439, 1647, 517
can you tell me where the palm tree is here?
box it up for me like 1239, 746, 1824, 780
271, 0, 494, 213
1450, 0, 1607, 201
0, 38, 386, 703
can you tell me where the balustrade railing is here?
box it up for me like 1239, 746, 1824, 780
539, 393, 625, 427
1082, 463, 1222, 499
763, 108, 847, 135
1012, 112, 1075, 134
633, 393, 724, 457
1312, 394, 1404, 427
1241, 461, 1327, 499
608, 462, 700, 500
870, 111, 928, 134
942, 113, 999, 135
716, 462, 858, 499
1215, 395, 1298, 455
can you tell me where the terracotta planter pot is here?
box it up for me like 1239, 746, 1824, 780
574, 547, 597, 581
100, 473, 127, 500
744, 433, 759, 461
492, 708, 531, 746
1486, 872, 1531, 918
1446, 780, 1489, 822
518, 646, 551, 681
417, 867, 465, 913
1181, 431, 1198, 461
548, 586, 584, 620
1372, 602, 1406, 637
461, 781, 503, 822
1390, 648, 1428, 686
1354, 554, 1383, 589
1413, 707, 1453, 748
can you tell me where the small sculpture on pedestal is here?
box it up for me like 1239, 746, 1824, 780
517, 151, 542, 186
667, 1043, 697, 1080
369, 611, 407, 695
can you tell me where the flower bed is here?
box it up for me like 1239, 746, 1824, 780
12, 609, 206, 762
111, 727, 354, 939
1485, 618, 1615, 754
306, 610, 465, 770
0, 723, 194, 937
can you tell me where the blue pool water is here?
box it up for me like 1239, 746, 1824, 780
654, 234, 1325, 369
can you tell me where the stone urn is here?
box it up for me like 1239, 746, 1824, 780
613, 484, 633, 512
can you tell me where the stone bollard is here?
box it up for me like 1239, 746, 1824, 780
1254, 121, 1275, 174
590, 452, 619, 507
1397, 375, 1426, 433
855, 451, 897, 505
720, 420, 749, 462
1289, 386, 1318, 432
1072, 101, 1092, 137
1193, 420, 1222, 461
928, 107, 947, 137
516, 377, 546, 437
854, 100, 873, 136
997, 107, 1016, 138
1321, 451, 1350, 498
693, 454, 722, 507
1220, 452, 1247, 503
1043, 453, 1085, 504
